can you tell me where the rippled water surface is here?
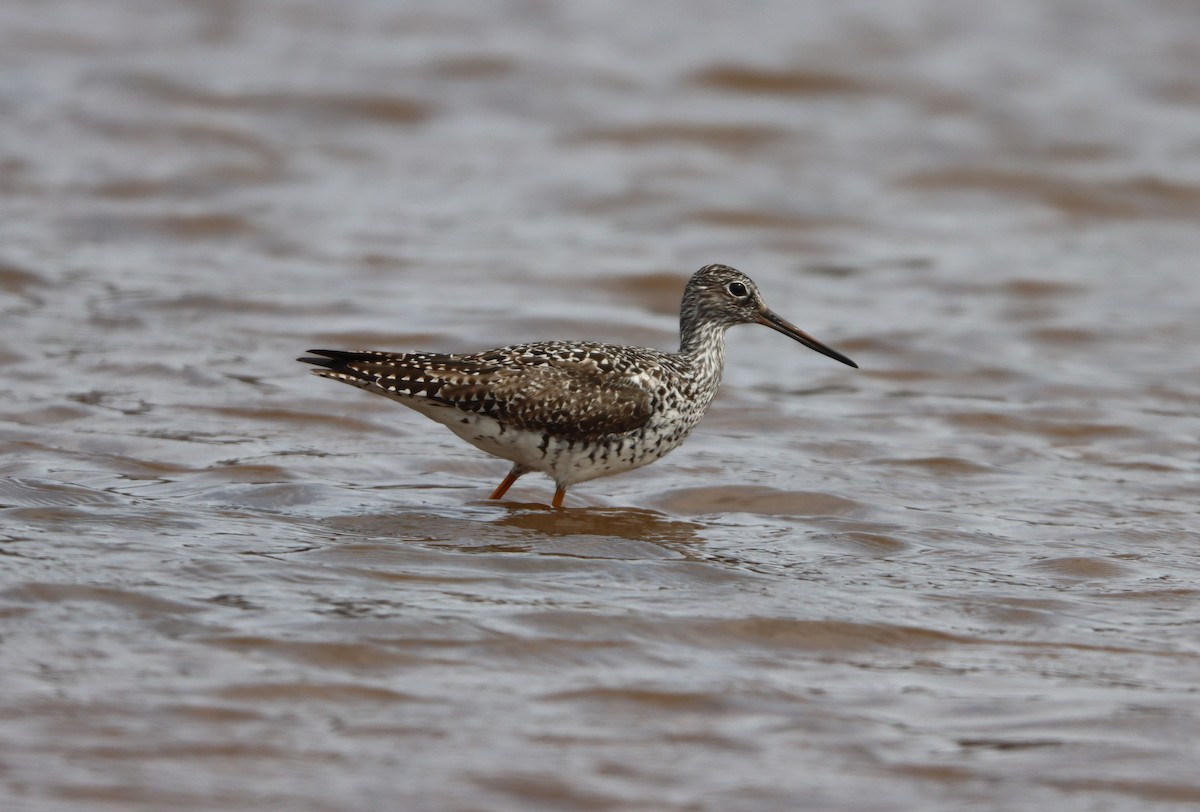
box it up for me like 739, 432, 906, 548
3, 1, 1200, 810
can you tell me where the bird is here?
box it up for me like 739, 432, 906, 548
299, 263, 857, 508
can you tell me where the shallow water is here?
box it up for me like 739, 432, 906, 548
3, 1, 1200, 810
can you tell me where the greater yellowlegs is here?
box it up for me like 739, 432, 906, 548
300, 264, 857, 507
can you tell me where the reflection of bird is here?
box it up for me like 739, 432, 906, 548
300, 264, 857, 508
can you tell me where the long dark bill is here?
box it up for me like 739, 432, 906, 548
756, 310, 858, 368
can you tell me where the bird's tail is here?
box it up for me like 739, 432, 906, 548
297, 348, 388, 373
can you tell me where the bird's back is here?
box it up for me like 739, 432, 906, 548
299, 343, 688, 441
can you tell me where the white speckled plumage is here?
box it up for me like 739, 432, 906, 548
299, 264, 857, 507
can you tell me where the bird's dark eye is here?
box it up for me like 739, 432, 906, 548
726, 281, 748, 298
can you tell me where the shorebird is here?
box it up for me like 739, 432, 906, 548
300, 264, 857, 507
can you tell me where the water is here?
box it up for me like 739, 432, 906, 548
3, 1, 1200, 809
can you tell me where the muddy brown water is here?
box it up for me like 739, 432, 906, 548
3, 1, 1200, 810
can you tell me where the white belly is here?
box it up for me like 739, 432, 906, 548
414, 402, 694, 487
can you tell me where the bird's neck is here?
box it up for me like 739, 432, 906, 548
678, 315, 727, 392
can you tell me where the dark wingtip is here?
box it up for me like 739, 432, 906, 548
297, 349, 346, 369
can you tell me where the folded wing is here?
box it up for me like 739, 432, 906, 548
299, 349, 654, 440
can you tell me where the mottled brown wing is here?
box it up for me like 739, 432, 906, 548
300, 349, 655, 440
440, 361, 654, 440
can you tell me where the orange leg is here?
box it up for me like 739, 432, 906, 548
489, 467, 523, 500
552, 485, 566, 509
